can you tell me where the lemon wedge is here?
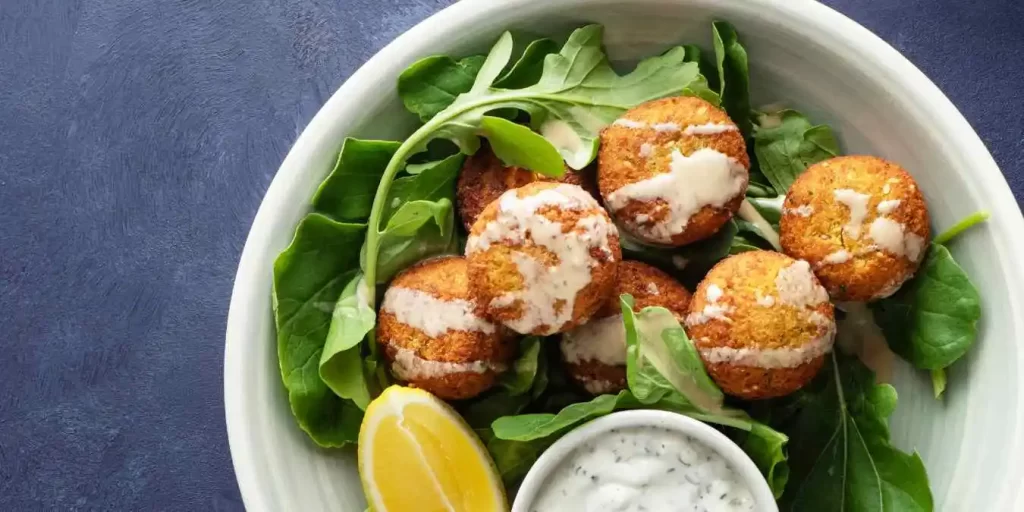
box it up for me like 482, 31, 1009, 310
358, 386, 507, 512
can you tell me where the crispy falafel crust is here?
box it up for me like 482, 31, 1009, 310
780, 155, 931, 301
466, 182, 621, 335
455, 144, 594, 232
598, 96, 750, 246
687, 251, 834, 399
377, 256, 515, 400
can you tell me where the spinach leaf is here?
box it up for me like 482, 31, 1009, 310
385, 153, 462, 221
319, 273, 376, 409
479, 116, 565, 177
273, 213, 366, 446
363, 25, 718, 301
620, 295, 724, 412
460, 337, 547, 429
753, 109, 839, 195
491, 391, 643, 441
397, 54, 486, 121
871, 244, 981, 370
777, 354, 932, 511
494, 38, 560, 89
371, 198, 457, 284
712, 21, 752, 138
312, 139, 401, 222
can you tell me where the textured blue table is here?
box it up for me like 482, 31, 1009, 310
1, 0, 1021, 509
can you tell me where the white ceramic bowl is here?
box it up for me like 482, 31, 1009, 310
224, 0, 1024, 510
510, 410, 778, 512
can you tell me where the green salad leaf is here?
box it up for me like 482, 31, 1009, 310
930, 368, 947, 399
872, 244, 981, 370
494, 37, 560, 89
712, 21, 752, 138
398, 54, 486, 122
479, 116, 565, 177
363, 24, 718, 303
620, 295, 724, 412
372, 198, 457, 284
460, 337, 548, 429
319, 273, 376, 409
753, 109, 840, 195
273, 213, 367, 446
776, 354, 933, 511
385, 153, 462, 220
312, 139, 401, 221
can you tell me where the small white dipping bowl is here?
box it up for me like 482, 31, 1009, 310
511, 410, 778, 512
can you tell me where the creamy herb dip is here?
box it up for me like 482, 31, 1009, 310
528, 425, 756, 512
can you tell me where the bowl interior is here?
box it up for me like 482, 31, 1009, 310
225, 1, 1024, 510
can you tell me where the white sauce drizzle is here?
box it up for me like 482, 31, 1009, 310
638, 142, 655, 158
876, 199, 901, 214
610, 118, 739, 137
581, 379, 619, 395
390, 347, 506, 380
833, 189, 872, 239
818, 249, 852, 267
541, 119, 588, 169
784, 204, 814, 217
466, 185, 616, 334
381, 287, 495, 337
561, 314, 627, 366
868, 217, 925, 262
646, 283, 660, 295
607, 149, 747, 243
700, 327, 835, 368
686, 284, 734, 325
775, 260, 830, 308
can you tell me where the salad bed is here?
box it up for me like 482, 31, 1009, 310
271, 21, 985, 510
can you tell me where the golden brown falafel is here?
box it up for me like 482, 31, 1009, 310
598, 96, 750, 247
560, 261, 693, 395
456, 144, 595, 232
686, 251, 836, 400
465, 182, 621, 335
377, 256, 515, 400
780, 155, 931, 301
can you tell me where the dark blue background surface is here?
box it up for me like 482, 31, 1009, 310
1, 0, 1021, 509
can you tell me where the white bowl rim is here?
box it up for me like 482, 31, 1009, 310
510, 409, 779, 512
224, 0, 1024, 510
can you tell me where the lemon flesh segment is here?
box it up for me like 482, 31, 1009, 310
359, 386, 507, 512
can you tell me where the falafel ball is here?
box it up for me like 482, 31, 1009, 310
456, 143, 596, 231
780, 155, 931, 301
686, 251, 836, 400
465, 182, 621, 335
598, 96, 750, 247
560, 260, 693, 395
377, 256, 516, 400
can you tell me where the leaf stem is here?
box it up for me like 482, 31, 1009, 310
737, 199, 781, 250
933, 211, 989, 245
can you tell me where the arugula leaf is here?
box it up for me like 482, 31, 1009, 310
273, 213, 366, 446
397, 54, 486, 121
319, 273, 376, 409
683, 44, 720, 93
363, 25, 717, 302
312, 139, 401, 222
479, 116, 565, 177
778, 354, 933, 511
871, 244, 981, 370
620, 295, 725, 412
494, 38, 560, 89
753, 109, 839, 195
712, 21, 753, 138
